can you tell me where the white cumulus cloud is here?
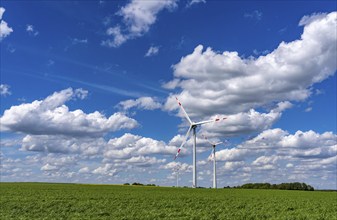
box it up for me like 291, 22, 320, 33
102, 0, 178, 47
164, 12, 337, 119
92, 164, 117, 176
0, 7, 13, 40
125, 156, 166, 167
41, 163, 58, 171
0, 7, 5, 19
145, 46, 160, 57
22, 135, 106, 155
160, 161, 192, 173
26, 24, 39, 36
104, 133, 177, 159
0, 88, 138, 137
216, 148, 250, 162
213, 128, 336, 188
0, 84, 11, 96
117, 96, 162, 110
200, 101, 293, 137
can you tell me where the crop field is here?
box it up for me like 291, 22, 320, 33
1, 182, 336, 220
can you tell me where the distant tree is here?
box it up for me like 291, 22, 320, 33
132, 182, 143, 186
307, 185, 314, 191
123, 183, 130, 185
238, 182, 314, 191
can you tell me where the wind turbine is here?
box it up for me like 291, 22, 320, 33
173, 165, 180, 187
173, 97, 226, 188
203, 135, 222, 189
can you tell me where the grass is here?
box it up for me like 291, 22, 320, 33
1, 182, 336, 219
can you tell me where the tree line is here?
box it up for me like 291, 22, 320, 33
123, 182, 156, 186
235, 182, 314, 191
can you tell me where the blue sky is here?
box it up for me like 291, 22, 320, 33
1, 0, 336, 189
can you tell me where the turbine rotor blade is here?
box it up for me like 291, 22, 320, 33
174, 125, 192, 160
194, 117, 227, 126
202, 134, 222, 146
202, 134, 214, 145
175, 97, 193, 125
209, 148, 215, 161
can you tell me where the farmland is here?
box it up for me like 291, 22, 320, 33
0, 182, 336, 219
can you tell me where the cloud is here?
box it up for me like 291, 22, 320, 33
212, 128, 337, 188
290, 145, 336, 158
164, 12, 337, 120
102, 26, 128, 47
279, 130, 336, 150
200, 101, 293, 137
41, 163, 59, 171
102, 0, 178, 47
253, 49, 269, 56
145, 46, 160, 57
116, 96, 162, 110
22, 135, 106, 155
125, 156, 166, 167
0, 7, 5, 19
0, 88, 138, 137
6, 44, 16, 53
237, 129, 337, 161
92, 164, 117, 176
187, 0, 206, 7
2, 127, 336, 188
252, 155, 279, 166
239, 128, 337, 152
223, 161, 246, 171
0, 7, 13, 40
26, 24, 39, 36
299, 12, 328, 26
0, 84, 11, 96
78, 167, 90, 173
244, 10, 263, 21
304, 107, 312, 112
11, 130, 178, 174
2, 131, 178, 182
39, 154, 78, 173
47, 59, 55, 67
72, 38, 88, 44
64, 38, 88, 51
26, 25, 34, 32
160, 161, 192, 173
104, 133, 177, 159
216, 148, 250, 162
168, 132, 217, 155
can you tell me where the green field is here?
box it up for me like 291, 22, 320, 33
1, 182, 336, 220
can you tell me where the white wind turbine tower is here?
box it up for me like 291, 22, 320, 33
203, 135, 222, 189
173, 165, 180, 187
174, 97, 226, 188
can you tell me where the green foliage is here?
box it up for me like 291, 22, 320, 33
130, 182, 156, 187
1, 182, 336, 219
239, 182, 315, 191
132, 182, 143, 186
